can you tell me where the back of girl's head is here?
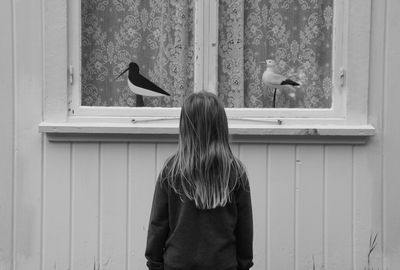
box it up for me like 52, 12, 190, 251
162, 91, 247, 209
179, 91, 229, 149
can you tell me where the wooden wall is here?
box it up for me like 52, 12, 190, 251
40, 142, 376, 270
1, 0, 400, 269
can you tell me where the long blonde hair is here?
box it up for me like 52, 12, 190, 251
162, 91, 247, 209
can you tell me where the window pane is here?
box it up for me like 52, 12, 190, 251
81, 0, 194, 107
218, 0, 334, 108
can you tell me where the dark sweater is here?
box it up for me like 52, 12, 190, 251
145, 171, 253, 270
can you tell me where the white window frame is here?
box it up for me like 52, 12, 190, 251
41, 0, 374, 138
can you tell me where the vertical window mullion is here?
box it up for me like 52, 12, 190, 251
68, 0, 81, 115
208, 0, 219, 95
194, 0, 204, 93
194, 0, 218, 94
332, 0, 346, 117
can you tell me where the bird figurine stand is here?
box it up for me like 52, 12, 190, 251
261, 59, 300, 108
115, 62, 170, 107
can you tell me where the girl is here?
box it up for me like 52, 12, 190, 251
145, 91, 253, 270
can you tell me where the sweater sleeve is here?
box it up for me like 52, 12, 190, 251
235, 176, 254, 270
145, 178, 169, 270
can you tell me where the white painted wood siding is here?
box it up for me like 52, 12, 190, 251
1, 0, 400, 269
39, 142, 376, 270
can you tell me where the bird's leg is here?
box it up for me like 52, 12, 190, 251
273, 88, 277, 108
136, 94, 144, 107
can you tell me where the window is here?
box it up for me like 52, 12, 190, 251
41, 0, 373, 133
76, 0, 335, 110
79, 1, 195, 108
218, 0, 335, 109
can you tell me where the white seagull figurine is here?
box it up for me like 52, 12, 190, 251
261, 59, 300, 108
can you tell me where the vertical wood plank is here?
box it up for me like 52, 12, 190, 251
100, 143, 128, 270
44, 0, 68, 121
230, 143, 239, 157
0, 0, 14, 268
268, 145, 296, 270
72, 143, 100, 270
359, 0, 385, 269
325, 146, 353, 270
129, 143, 157, 269
240, 144, 268, 270
296, 146, 324, 269
43, 142, 71, 270
353, 145, 377, 270
156, 143, 177, 173
383, 0, 400, 268
13, 0, 44, 268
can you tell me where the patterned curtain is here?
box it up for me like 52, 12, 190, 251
218, 0, 333, 108
81, 0, 333, 108
81, 0, 194, 107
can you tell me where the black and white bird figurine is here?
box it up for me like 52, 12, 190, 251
261, 59, 300, 108
115, 62, 170, 107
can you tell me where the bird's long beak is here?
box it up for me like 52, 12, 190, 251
259, 61, 266, 64
115, 66, 129, 80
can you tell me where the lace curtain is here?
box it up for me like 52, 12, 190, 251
81, 0, 333, 108
81, 0, 194, 107
218, 0, 333, 108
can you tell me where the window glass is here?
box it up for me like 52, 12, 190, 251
218, 0, 334, 108
81, 0, 195, 107
80, 0, 333, 109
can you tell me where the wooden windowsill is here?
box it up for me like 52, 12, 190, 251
39, 121, 375, 144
